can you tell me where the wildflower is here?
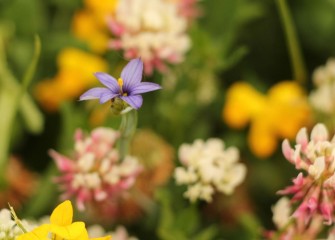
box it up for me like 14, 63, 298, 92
35, 48, 108, 112
71, 0, 118, 53
223, 81, 311, 158
174, 0, 201, 20
309, 58, 335, 116
79, 58, 161, 110
0, 208, 32, 240
174, 138, 246, 202
266, 197, 323, 240
108, 0, 192, 74
50, 127, 142, 213
279, 123, 335, 226
17, 200, 111, 240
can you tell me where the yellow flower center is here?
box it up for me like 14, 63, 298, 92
117, 78, 127, 96
117, 77, 123, 89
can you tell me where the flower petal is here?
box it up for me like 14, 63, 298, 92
49, 150, 76, 172
50, 222, 86, 239
100, 92, 119, 104
130, 82, 162, 95
121, 58, 143, 89
16, 224, 51, 240
50, 200, 73, 226
79, 88, 111, 101
94, 72, 119, 93
120, 95, 143, 109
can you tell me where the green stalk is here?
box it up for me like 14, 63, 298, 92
276, 0, 307, 85
9, 204, 28, 233
0, 35, 41, 188
118, 109, 138, 160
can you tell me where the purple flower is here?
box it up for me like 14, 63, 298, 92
79, 58, 161, 109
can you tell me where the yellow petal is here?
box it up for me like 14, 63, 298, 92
268, 81, 311, 139
223, 82, 266, 128
50, 222, 86, 239
248, 119, 278, 158
71, 227, 111, 240
16, 224, 51, 240
57, 48, 108, 77
50, 200, 73, 226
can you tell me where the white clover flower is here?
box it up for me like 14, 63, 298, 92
309, 58, 335, 114
174, 138, 247, 202
0, 208, 35, 240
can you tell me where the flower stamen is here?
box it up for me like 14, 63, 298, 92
118, 78, 124, 93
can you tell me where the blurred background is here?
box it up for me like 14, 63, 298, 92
1, 0, 335, 239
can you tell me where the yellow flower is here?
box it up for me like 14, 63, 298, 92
223, 82, 266, 128
71, 10, 110, 53
267, 81, 310, 139
84, 0, 118, 24
17, 200, 111, 240
223, 81, 311, 158
57, 48, 108, 78
71, 0, 118, 53
35, 48, 108, 112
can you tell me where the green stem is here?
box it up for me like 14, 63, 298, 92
276, 0, 307, 85
0, 36, 41, 189
9, 204, 28, 233
118, 110, 138, 160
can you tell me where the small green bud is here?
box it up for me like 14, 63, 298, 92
110, 97, 133, 115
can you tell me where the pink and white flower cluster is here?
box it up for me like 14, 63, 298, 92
108, 0, 194, 75
267, 197, 323, 240
50, 127, 142, 211
174, 138, 246, 202
281, 123, 335, 226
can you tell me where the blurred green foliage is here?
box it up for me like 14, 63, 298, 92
0, 0, 335, 239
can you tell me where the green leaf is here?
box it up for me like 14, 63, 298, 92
0, 33, 42, 186
18, 35, 44, 134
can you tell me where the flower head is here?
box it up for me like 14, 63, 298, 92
0, 208, 32, 240
280, 123, 335, 226
16, 200, 111, 240
309, 58, 335, 122
266, 197, 323, 240
174, 138, 246, 202
79, 58, 161, 110
50, 127, 142, 215
223, 81, 311, 158
108, 0, 192, 74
